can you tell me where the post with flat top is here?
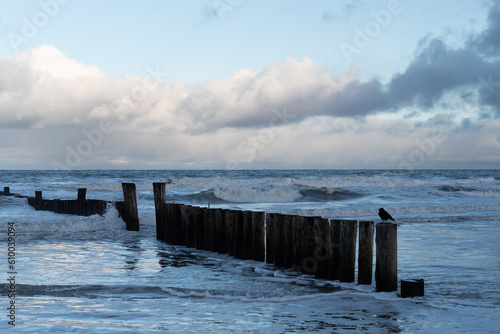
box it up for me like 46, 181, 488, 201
358, 221, 374, 285
153, 182, 166, 240
121, 183, 139, 231
376, 222, 397, 292
339, 220, 357, 283
4, 187, 10, 195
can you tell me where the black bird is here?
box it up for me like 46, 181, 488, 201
378, 208, 395, 222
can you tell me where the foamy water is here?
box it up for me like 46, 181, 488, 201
1, 169, 499, 333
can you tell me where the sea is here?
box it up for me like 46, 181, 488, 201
0, 169, 499, 333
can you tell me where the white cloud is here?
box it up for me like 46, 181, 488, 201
1, 44, 499, 169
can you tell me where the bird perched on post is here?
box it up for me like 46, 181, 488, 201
378, 208, 395, 222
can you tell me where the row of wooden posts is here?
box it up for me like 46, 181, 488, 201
2, 183, 400, 293
151, 182, 398, 292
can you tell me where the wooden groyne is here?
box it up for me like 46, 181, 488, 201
1, 184, 140, 231
153, 182, 398, 291
2, 183, 401, 292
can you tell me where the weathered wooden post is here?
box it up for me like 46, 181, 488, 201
283, 215, 294, 268
300, 216, 316, 275
252, 211, 266, 262
217, 209, 228, 254
234, 211, 245, 259
78, 188, 86, 201
4, 187, 10, 195
153, 183, 166, 241
171, 204, 183, 245
242, 211, 254, 260
35, 190, 43, 210
193, 206, 205, 250
376, 222, 398, 292
314, 217, 330, 279
226, 210, 238, 256
210, 209, 221, 252
203, 208, 212, 251
358, 221, 374, 285
274, 214, 286, 267
291, 215, 303, 272
121, 183, 139, 231
401, 279, 424, 298
329, 219, 341, 280
164, 203, 173, 243
265, 213, 276, 264
339, 220, 357, 283
183, 205, 196, 247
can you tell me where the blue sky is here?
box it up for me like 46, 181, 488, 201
0, 0, 499, 169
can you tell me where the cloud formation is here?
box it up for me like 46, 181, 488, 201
1, 2, 500, 169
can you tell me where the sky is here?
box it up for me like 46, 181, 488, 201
0, 0, 499, 170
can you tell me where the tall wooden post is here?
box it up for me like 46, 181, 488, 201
218, 209, 229, 254
193, 206, 205, 250
283, 215, 294, 269
339, 220, 357, 283
358, 221, 374, 285
300, 216, 316, 275
153, 183, 166, 241
252, 211, 266, 262
292, 215, 303, 272
265, 213, 276, 264
314, 217, 330, 279
376, 223, 398, 292
226, 210, 238, 256
78, 188, 86, 201
242, 211, 254, 260
121, 183, 139, 231
3, 187, 10, 195
234, 211, 245, 259
183, 205, 196, 247
329, 219, 341, 280
170, 204, 183, 245
203, 208, 212, 251
274, 214, 287, 267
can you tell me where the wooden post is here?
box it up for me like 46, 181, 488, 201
193, 206, 205, 250
329, 219, 341, 280
274, 214, 285, 267
78, 188, 86, 201
203, 208, 212, 251
339, 220, 357, 283
153, 183, 166, 241
283, 215, 294, 268
314, 217, 330, 279
211, 209, 220, 252
252, 211, 266, 262
234, 211, 245, 259
265, 213, 276, 264
300, 216, 316, 275
291, 215, 303, 272
401, 279, 424, 298
183, 205, 196, 248
226, 210, 238, 256
358, 221, 374, 285
217, 209, 228, 254
376, 223, 398, 292
164, 203, 173, 243
242, 211, 254, 260
4, 187, 10, 195
121, 183, 139, 231
35, 191, 43, 210
171, 204, 183, 245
